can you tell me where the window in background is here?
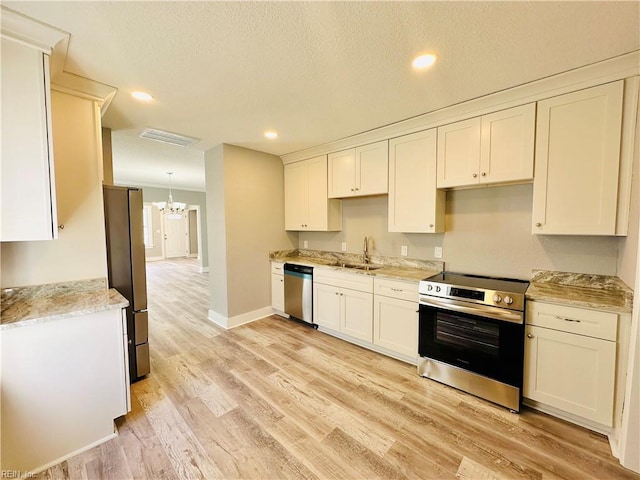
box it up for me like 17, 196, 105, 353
142, 205, 153, 247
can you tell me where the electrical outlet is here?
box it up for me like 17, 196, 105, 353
401, 245, 408, 257
341, 242, 347, 252
303, 240, 308, 249
434, 247, 443, 258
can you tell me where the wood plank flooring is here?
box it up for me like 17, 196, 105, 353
38, 258, 639, 479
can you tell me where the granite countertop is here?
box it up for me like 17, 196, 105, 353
270, 249, 443, 283
1, 278, 129, 330
526, 270, 633, 314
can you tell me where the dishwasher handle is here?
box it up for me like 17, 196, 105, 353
284, 263, 314, 276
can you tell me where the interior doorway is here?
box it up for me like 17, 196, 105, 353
163, 212, 188, 258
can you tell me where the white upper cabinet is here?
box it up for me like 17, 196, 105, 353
328, 140, 388, 198
284, 155, 342, 231
1, 36, 58, 241
532, 81, 624, 235
437, 103, 535, 188
388, 129, 445, 233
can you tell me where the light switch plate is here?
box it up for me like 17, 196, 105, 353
303, 240, 308, 249
434, 247, 443, 258
401, 245, 408, 257
341, 242, 347, 252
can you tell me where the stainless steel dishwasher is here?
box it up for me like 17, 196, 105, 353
283, 263, 315, 327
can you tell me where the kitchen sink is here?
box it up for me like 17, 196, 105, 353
339, 263, 383, 271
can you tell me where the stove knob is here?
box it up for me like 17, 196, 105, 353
504, 295, 514, 305
493, 294, 502, 303
427, 284, 433, 291
435, 286, 441, 293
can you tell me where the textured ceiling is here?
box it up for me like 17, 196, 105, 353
5, 1, 640, 191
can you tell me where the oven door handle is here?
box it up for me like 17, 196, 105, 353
419, 297, 524, 325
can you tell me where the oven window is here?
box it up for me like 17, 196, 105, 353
434, 312, 499, 357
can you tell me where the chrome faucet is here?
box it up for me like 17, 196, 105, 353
363, 236, 369, 264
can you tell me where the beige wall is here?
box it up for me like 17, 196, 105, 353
0, 91, 107, 288
205, 144, 229, 317
205, 144, 297, 320
299, 184, 621, 280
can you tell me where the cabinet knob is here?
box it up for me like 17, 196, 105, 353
429, 224, 434, 228
351, 188, 354, 192
472, 173, 478, 178
535, 222, 542, 227
481, 172, 486, 177
527, 334, 534, 339
355, 188, 359, 191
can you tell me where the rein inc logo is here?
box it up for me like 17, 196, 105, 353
1, 471, 35, 478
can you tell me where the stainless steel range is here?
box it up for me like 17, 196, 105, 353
418, 272, 529, 412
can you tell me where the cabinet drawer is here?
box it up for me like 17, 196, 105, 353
374, 278, 419, 302
314, 268, 374, 293
271, 262, 285, 275
526, 301, 617, 341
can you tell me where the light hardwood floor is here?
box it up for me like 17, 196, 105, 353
39, 258, 638, 480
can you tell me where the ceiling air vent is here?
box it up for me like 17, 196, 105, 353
138, 128, 199, 147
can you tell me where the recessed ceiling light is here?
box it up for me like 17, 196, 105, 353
131, 91, 154, 102
264, 130, 278, 139
412, 53, 438, 70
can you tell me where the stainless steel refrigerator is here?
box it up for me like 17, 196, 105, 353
103, 185, 150, 383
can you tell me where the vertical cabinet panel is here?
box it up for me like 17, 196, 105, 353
388, 129, 444, 233
532, 81, 623, 235
1, 37, 57, 241
524, 324, 616, 426
373, 295, 418, 359
284, 155, 342, 231
341, 289, 374, 342
328, 140, 388, 198
480, 103, 535, 184
437, 117, 482, 188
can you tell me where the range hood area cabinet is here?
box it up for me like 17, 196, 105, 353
284, 155, 342, 231
0, 35, 58, 241
328, 140, 389, 198
436, 103, 536, 189
532, 80, 636, 236
388, 129, 445, 233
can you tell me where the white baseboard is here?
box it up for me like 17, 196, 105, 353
208, 306, 273, 330
199, 266, 209, 273
145, 256, 164, 262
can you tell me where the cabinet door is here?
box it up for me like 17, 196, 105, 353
271, 273, 285, 312
284, 161, 308, 230
313, 283, 341, 331
355, 140, 388, 196
1, 37, 57, 241
436, 117, 482, 188
524, 325, 616, 426
480, 104, 535, 184
532, 81, 623, 235
341, 289, 373, 342
388, 129, 445, 233
373, 296, 418, 359
328, 149, 356, 198
306, 155, 332, 230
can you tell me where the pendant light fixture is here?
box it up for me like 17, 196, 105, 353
155, 172, 186, 215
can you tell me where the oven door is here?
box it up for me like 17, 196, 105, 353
418, 297, 524, 388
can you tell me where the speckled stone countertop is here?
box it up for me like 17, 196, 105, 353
1, 278, 129, 330
270, 249, 444, 283
526, 270, 633, 313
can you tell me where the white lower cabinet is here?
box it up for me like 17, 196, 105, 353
1, 308, 129, 473
270, 262, 285, 313
313, 269, 373, 342
373, 278, 419, 361
524, 301, 618, 427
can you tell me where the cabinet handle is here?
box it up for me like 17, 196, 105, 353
280, 279, 283, 283
527, 334, 534, 339
355, 188, 359, 191
58, 224, 65, 230
351, 188, 354, 192
481, 172, 486, 177
472, 173, 478, 178
535, 222, 542, 227
391, 288, 402, 292
556, 315, 581, 323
